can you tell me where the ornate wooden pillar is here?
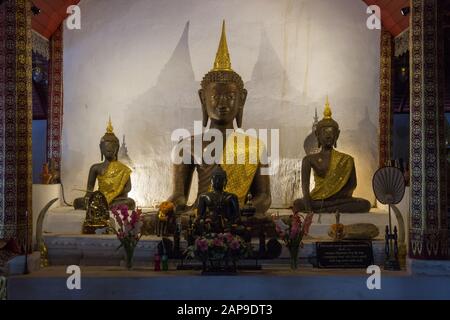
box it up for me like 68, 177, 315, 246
379, 28, 394, 167
47, 24, 63, 172
0, 0, 33, 246
409, 0, 448, 259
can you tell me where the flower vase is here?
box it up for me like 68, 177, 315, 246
289, 246, 299, 270
124, 245, 135, 270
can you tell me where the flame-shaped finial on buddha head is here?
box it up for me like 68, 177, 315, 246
315, 97, 340, 149
100, 117, 119, 161
199, 21, 247, 128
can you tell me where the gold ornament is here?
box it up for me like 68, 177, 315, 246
82, 191, 110, 234
323, 96, 332, 119
106, 116, 114, 134
212, 20, 233, 72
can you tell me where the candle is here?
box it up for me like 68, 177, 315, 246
154, 253, 161, 271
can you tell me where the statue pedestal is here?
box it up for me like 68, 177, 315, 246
40, 206, 392, 267
43, 206, 393, 238
42, 206, 85, 234
302, 208, 390, 239
32, 184, 62, 247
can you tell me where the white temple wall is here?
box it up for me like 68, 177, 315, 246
62, 0, 380, 208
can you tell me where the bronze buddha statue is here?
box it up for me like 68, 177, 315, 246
167, 21, 271, 217
197, 166, 240, 233
73, 119, 136, 210
293, 98, 371, 213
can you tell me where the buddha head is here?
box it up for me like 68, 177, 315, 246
100, 118, 120, 161
315, 97, 340, 149
211, 166, 227, 191
199, 21, 247, 128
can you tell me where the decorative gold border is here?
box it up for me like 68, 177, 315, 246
47, 24, 63, 172
0, 0, 32, 248
409, 0, 448, 259
379, 28, 393, 167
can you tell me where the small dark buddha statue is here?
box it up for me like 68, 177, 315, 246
167, 21, 271, 217
197, 166, 240, 233
293, 97, 371, 213
73, 118, 136, 210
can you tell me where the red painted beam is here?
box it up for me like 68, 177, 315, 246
362, 0, 409, 36
32, 0, 80, 39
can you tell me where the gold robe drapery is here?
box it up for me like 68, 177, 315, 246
219, 131, 265, 207
310, 149, 354, 200
97, 161, 132, 205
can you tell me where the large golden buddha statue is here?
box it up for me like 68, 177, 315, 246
293, 98, 371, 213
73, 119, 136, 210
167, 21, 271, 217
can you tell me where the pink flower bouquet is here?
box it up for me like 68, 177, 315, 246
272, 212, 314, 269
110, 205, 144, 269
186, 232, 250, 271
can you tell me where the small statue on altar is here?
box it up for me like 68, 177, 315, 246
156, 201, 175, 236
293, 97, 371, 213
73, 118, 136, 210
82, 190, 110, 234
197, 166, 240, 234
48, 158, 60, 184
240, 194, 256, 217
329, 212, 345, 240
40, 163, 53, 184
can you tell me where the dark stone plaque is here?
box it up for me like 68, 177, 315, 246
316, 241, 374, 268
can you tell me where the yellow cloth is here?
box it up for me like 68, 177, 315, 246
220, 131, 264, 207
97, 161, 132, 204
310, 149, 354, 201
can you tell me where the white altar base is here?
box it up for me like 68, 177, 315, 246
42, 234, 387, 267
39, 206, 397, 267
43, 206, 396, 238
9, 200, 450, 300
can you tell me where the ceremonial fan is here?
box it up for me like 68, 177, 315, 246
372, 166, 405, 271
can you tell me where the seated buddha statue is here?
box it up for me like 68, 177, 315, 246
73, 119, 136, 210
293, 98, 371, 214
197, 166, 240, 234
167, 21, 271, 218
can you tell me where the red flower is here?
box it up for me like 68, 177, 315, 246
302, 213, 314, 236
195, 238, 208, 252
130, 210, 139, 226
213, 238, 224, 247
224, 233, 233, 243
230, 239, 240, 250
111, 206, 119, 216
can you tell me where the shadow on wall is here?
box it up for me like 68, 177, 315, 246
340, 105, 378, 204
